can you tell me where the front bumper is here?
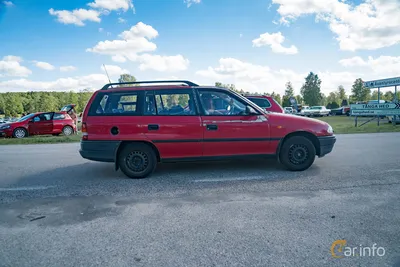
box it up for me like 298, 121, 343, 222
317, 135, 336, 157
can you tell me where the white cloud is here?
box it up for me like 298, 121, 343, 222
60, 66, 77, 72
49, 8, 101, 26
196, 57, 359, 95
35, 61, 55, 71
3, 1, 14, 7
99, 27, 104, 32
87, 22, 189, 72
184, 0, 201, 8
101, 64, 130, 76
252, 32, 298, 55
118, 17, 127, 23
87, 0, 134, 12
0, 55, 32, 77
272, 0, 400, 51
339, 55, 400, 75
136, 54, 190, 72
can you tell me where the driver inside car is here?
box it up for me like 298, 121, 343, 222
201, 93, 217, 115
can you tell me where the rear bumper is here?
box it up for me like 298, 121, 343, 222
79, 140, 120, 162
317, 135, 336, 157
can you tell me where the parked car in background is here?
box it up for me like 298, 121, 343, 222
330, 107, 344, 116
303, 106, 331, 117
284, 107, 294, 114
79, 80, 336, 179
387, 115, 400, 124
244, 95, 284, 113
298, 106, 310, 116
0, 112, 76, 138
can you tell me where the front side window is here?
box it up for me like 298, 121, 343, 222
33, 113, 52, 122
199, 90, 247, 116
144, 89, 196, 116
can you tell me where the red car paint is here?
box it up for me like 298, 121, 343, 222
0, 112, 76, 138
244, 95, 284, 113
79, 82, 336, 178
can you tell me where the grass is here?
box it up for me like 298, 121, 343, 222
317, 115, 400, 134
1, 116, 398, 145
0, 133, 82, 145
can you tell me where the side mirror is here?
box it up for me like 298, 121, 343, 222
245, 105, 258, 115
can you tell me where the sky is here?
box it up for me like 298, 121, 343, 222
0, 0, 400, 96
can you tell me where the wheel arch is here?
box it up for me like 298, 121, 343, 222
13, 127, 29, 138
114, 140, 161, 171
276, 131, 320, 161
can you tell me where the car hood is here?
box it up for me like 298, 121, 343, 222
267, 112, 331, 135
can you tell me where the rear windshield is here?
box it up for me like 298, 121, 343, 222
247, 97, 271, 108
88, 91, 142, 116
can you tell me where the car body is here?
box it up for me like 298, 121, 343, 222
244, 95, 284, 113
79, 80, 336, 179
329, 107, 344, 116
0, 112, 76, 138
303, 106, 330, 117
387, 115, 400, 124
298, 106, 310, 116
283, 107, 294, 114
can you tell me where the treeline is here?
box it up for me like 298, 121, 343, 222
0, 90, 93, 117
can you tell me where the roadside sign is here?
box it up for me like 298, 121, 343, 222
350, 103, 400, 116
363, 77, 400, 89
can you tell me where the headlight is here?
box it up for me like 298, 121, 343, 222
0, 125, 11, 130
327, 124, 333, 134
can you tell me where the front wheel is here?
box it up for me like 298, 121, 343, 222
13, 128, 27, 138
279, 136, 316, 171
118, 143, 157, 179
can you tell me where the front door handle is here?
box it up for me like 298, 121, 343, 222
148, 124, 159, 130
206, 124, 218, 131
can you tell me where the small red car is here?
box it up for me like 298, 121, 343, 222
79, 80, 336, 179
0, 112, 76, 138
244, 95, 284, 113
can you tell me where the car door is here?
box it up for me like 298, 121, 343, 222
29, 113, 54, 135
197, 88, 271, 157
142, 89, 203, 159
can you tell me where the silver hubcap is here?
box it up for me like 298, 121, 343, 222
15, 129, 25, 138
63, 127, 72, 136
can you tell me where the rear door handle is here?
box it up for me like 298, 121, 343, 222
148, 124, 159, 130
206, 124, 218, 131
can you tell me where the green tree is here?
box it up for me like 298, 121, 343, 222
326, 92, 339, 105
282, 81, 295, 107
337, 85, 347, 102
383, 91, 394, 101
38, 93, 59, 112
118, 74, 137, 86
295, 95, 303, 105
3, 93, 24, 116
300, 72, 323, 106
351, 78, 370, 102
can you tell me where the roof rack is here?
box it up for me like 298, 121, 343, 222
101, 80, 199, 90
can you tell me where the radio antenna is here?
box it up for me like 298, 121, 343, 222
102, 64, 113, 88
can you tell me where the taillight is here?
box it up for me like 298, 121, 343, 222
81, 122, 88, 140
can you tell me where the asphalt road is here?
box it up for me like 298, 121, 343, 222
0, 133, 400, 267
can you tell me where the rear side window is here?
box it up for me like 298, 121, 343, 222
53, 113, 66, 120
247, 97, 271, 108
88, 91, 142, 116
144, 89, 197, 116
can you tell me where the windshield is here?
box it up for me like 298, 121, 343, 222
310, 106, 322, 110
17, 113, 35, 122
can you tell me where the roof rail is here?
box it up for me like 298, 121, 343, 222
101, 80, 199, 90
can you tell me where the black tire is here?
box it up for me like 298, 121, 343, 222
13, 128, 27, 138
279, 136, 316, 171
62, 126, 73, 136
118, 143, 157, 179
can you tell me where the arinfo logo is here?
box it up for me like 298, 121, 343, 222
330, 240, 386, 258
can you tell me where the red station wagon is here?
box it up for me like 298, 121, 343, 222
244, 95, 284, 113
0, 112, 76, 138
79, 80, 336, 179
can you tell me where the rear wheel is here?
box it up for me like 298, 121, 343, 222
118, 143, 157, 179
62, 126, 73, 136
13, 128, 27, 138
279, 136, 316, 171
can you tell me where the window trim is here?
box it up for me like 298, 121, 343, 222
196, 88, 262, 117
87, 91, 144, 116
143, 89, 199, 116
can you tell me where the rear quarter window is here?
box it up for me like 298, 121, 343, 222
88, 91, 143, 116
53, 113, 66, 120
